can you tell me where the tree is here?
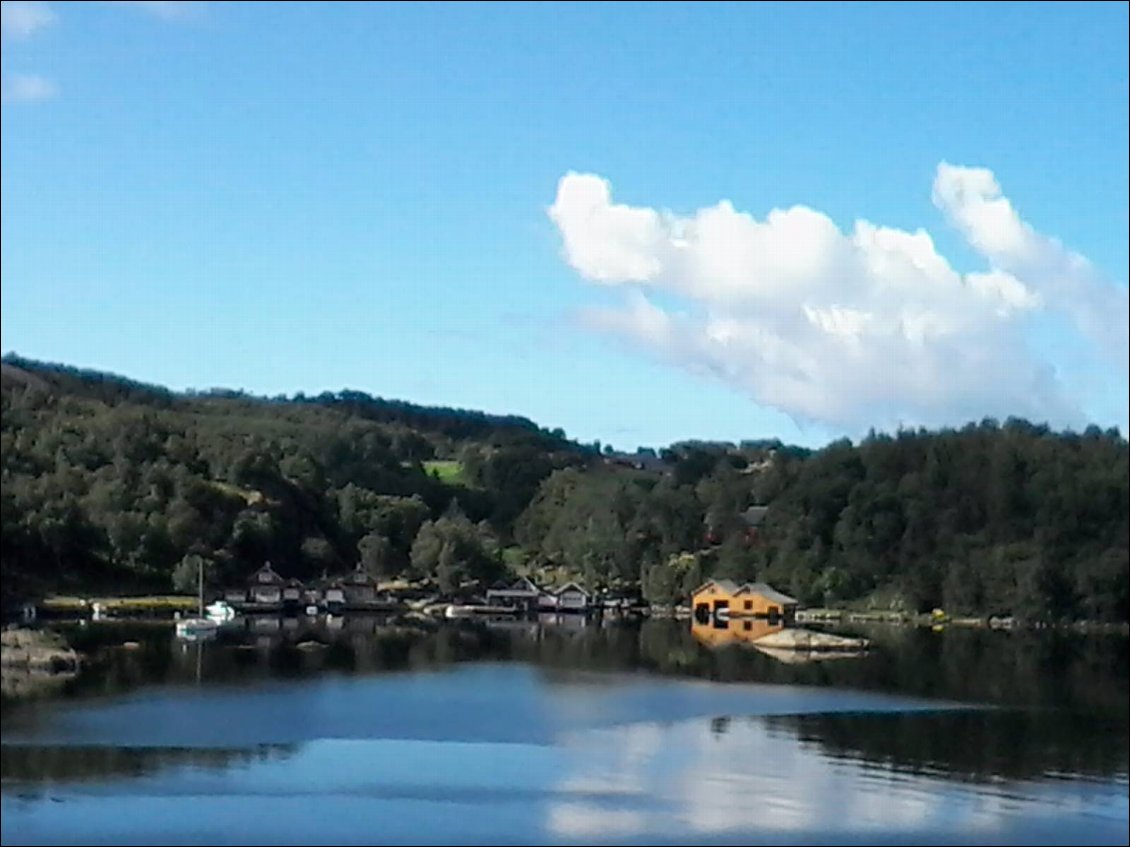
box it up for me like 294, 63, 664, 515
172, 553, 211, 595
358, 532, 394, 577
301, 536, 337, 571
642, 562, 678, 605
436, 542, 460, 594
409, 520, 444, 578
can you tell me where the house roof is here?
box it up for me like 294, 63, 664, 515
486, 576, 542, 596
554, 582, 589, 596
285, 577, 305, 588
248, 563, 284, 585
691, 578, 797, 605
735, 582, 798, 605
741, 506, 770, 527
344, 568, 376, 586
691, 579, 741, 596
605, 452, 670, 472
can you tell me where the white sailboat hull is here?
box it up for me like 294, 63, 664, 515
176, 617, 219, 639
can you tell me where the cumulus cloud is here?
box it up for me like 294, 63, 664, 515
0, 1, 55, 39
548, 166, 1129, 434
932, 162, 1129, 373
1, 72, 57, 103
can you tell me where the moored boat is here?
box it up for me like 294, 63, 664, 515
175, 617, 218, 639
204, 601, 236, 622
176, 556, 220, 640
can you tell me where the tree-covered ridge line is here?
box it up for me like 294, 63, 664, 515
2, 355, 1126, 622
1, 354, 572, 450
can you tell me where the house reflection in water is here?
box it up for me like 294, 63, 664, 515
691, 617, 870, 664
691, 616, 786, 649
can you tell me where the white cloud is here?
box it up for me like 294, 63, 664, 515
0, 1, 55, 39
549, 166, 1129, 434
548, 173, 666, 283
1, 72, 57, 103
932, 162, 1129, 374
2, 3, 57, 106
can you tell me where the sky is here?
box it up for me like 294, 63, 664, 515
2, 1, 1127, 450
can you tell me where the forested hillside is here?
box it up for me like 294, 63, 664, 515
0, 355, 583, 602
2, 355, 1126, 621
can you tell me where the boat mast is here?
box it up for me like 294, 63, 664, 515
197, 556, 204, 617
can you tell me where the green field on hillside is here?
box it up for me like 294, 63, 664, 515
422, 460, 466, 485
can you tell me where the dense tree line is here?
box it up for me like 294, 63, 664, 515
755, 422, 1128, 621
515, 421, 1128, 621
2, 356, 1126, 621
0, 356, 581, 603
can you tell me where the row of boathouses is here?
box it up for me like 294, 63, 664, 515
221, 563, 387, 612
217, 566, 799, 619
219, 567, 644, 615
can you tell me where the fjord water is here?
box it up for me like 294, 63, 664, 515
2, 619, 1127, 846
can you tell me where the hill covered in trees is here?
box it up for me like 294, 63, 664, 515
2, 354, 1126, 621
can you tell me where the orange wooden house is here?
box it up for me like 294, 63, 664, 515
690, 579, 798, 622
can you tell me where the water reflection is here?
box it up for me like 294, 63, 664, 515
691, 615, 785, 648
549, 716, 1128, 842
1, 744, 296, 789
1, 666, 78, 702
770, 710, 1130, 783
4, 720, 1123, 846
5, 678, 1122, 844
17, 616, 1129, 712
1, 618, 1127, 846
4, 616, 1127, 786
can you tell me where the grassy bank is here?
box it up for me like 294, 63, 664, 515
40, 595, 199, 614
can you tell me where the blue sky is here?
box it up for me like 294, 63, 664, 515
2, 1, 1127, 449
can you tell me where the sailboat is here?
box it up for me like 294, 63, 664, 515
175, 557, 219, 640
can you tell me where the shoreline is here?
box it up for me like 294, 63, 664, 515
1, 628, 81, 671
8, 595, 1129, 634
795, 608, 1130, 634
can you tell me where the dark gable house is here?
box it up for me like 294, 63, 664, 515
248, 562, 285, 605
486, 577, 543, 612
343, 567, 379, 607
283, 577, 304, 610
553, 582, 590, 612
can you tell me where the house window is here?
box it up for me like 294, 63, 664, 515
744, 600, 752, 611
743, 621, 751, 631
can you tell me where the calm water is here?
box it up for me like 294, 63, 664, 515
2, 617, 1127, 845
